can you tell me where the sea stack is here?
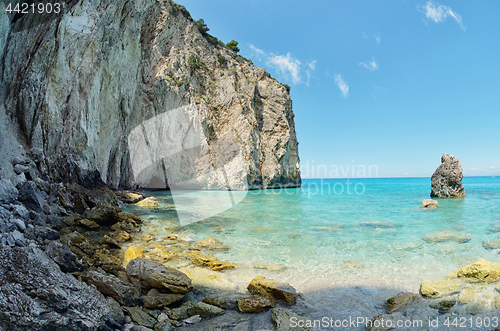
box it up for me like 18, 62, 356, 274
430, 153, 465, 198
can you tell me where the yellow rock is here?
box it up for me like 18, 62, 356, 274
145, 247, 178, 262
123, 246, 146, 267
452, 259, 500, 282
420, 279, 464, 298
114, 230, 132, 242
136, 197, 158, 207
179, 266, 232, 289
195, 238, 229, 250
458, 288, 475, 304
247, 275, 297, 305
185, 250, 236, 271
141, 234, 154, 242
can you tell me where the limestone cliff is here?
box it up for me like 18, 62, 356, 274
0, 0, 300, 190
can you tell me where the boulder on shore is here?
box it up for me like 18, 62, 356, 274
247, 275, 297, 305
126, 258, 193, 294
430, 153, 465, 198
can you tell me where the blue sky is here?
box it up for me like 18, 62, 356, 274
178, 0, 500, 178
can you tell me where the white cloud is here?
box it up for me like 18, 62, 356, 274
307, 60, 316, 70
421, 1, 465, 31
334, 74, 349, 97
374, 33, 381, 44
359, 58, 378, 71
362, 31, 368, 39
249, 44, 266, 61
267, 53, 302, 84
248, 44, 316, 85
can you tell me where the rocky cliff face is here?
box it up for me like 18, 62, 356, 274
430, 153, 465, 198
0, 0, 300, 190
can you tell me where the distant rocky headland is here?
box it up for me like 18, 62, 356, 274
0, 0, 301, 329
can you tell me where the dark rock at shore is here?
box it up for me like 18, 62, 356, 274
237, 296, 275, 313
385, 292, 421, 312
0, 246, 113, 330
126, 258, 193, 294
272, 308, 312, 331
81, 270, 140, 306
430, 153, 465, 198
45, 240, 84, 272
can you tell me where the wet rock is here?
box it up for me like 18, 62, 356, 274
45, 240, 84, 272
145, 247, 178, 263
169, 307, 189, 320
422, 230, 471, 243
136, 197, 159, 207
385, 292, 421, 312
272, 307, 312, 331
142, 289, 184, 309
115, 211, 143, 224
183, 315, 201, 324
81, 270, 140, 306
101, 234, 121, 249
452, 258, 500, 282
202, 297, 226, 309
420, 279, 464, 298
84, 204, 121, 225
188, 302, 225, 317
93, 248, 122, 266
77, 218, 100, 230
186, 250, 236, 271
111, 218, 141, 233
123, 246, 146, 267
0, 179, 18, 204
142, 234, 155, 242
195, 238, 229, 250
0, 246, 111, 330
115, 191, 145, 204
430, 297, 456, 310
482, 240, 500, 250
114, 230, 132, 242
247, 275, 297, 305
237, 296, 275, 313
122, 306, 157, 328
458, 288, 475, 304
126, 258, 193, 294
421, 199, 439, 208
430, 153, 465, 198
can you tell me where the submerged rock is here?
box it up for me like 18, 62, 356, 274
385, 292, 421, 312
481, 240, 500, 250
247, 275, 297, 305
195, 238, 229, 250
421, 199, 439, 208
136, 197, 159, 207
422, 230, 471, 243
430, 153, 465, 198
126, 258, 193, 294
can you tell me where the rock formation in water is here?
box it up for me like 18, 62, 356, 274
430, 153, 465, 198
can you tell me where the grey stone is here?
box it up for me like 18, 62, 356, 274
0, 179, 18, 204
122, 306, 157, 328
106, 296, 125, 325
271, 308, 312, 331
188, 302, 225, 317
154, 321, 173, 331
183, 315, 201, 324
11, 230, 25, 246
12, 204, 30, 220
421, 199, 438, 208
13, 164, 29, 175
385, 292, 421, 312
45, 240, 83, 272
142, 289, 184, 309
16, 181, 46, 212
81, 270, 140, 306
430, 153, 465, 198
0, 246, 112, 330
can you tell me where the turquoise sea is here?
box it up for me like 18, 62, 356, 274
125, 176, 500, 327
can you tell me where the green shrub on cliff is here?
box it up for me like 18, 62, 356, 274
226, 40, 240, 53
188, 55, 205, 70
170, 3, 191, 18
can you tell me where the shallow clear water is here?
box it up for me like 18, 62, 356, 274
125, 176, 500, 327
